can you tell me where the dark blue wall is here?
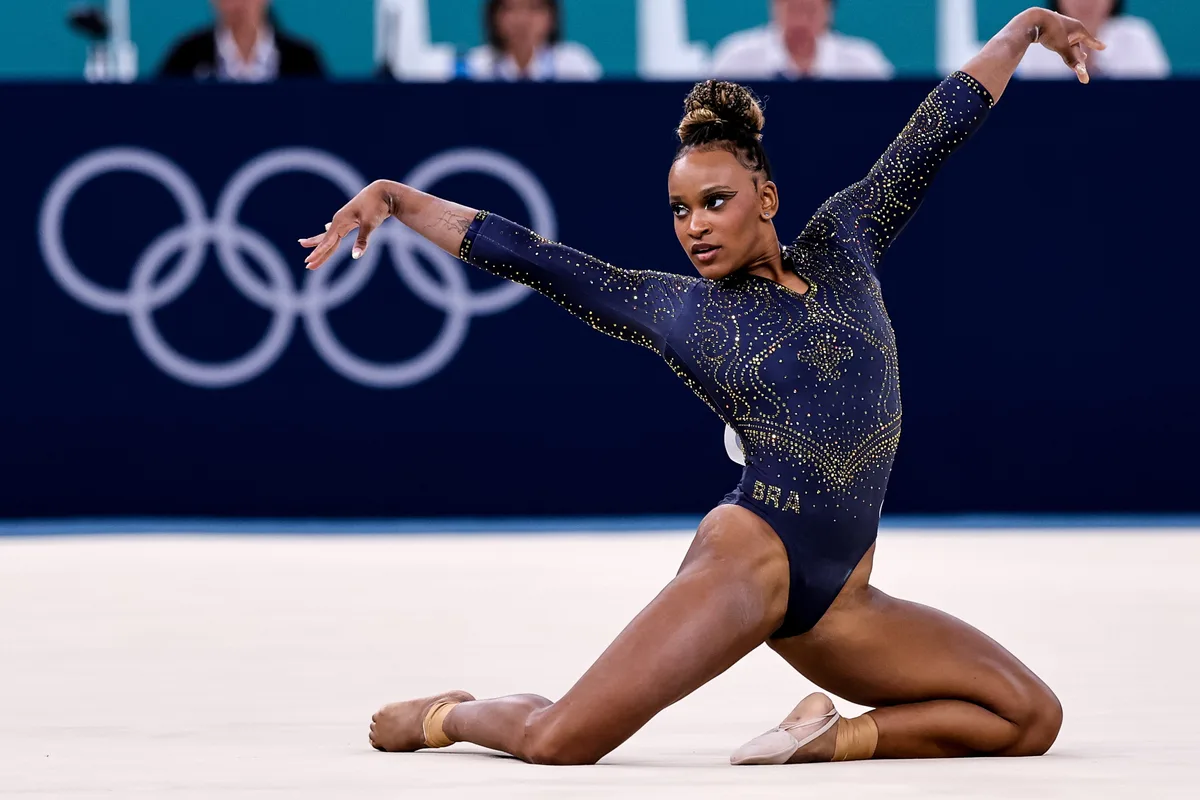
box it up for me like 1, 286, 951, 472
4, 80, 1197, 518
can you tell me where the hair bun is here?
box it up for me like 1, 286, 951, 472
677, 80, 765, 143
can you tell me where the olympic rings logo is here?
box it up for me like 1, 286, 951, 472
38, 147, 556, 388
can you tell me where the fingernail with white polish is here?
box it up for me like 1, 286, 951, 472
352, 248, 362, 259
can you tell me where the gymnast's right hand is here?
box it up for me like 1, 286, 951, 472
300, 179, 398, 270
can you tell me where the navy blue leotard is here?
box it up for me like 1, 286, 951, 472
459, 72, 994, 637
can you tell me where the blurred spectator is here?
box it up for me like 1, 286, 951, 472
159, 0, 324, 82
462, 0, 601, 82
1020, 0, 1169, 79
710, 0, 893, 80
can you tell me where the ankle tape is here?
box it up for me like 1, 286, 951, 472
422, 700, 460, 749
833, 714, 878, 762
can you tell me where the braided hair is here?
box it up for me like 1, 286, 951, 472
674, 80, 773, 181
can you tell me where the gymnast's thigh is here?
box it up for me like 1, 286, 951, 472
531, 505, 790, 757
769, 569, 1055, 727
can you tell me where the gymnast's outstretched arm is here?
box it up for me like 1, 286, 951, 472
301, 182, 697, 355
797, 7, 1104, 272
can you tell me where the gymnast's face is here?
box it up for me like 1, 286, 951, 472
668, 148, 780, 279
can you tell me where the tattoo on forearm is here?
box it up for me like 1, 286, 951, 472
436, 211, 472, 235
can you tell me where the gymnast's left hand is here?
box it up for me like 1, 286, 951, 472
1030, 8, 1107, 83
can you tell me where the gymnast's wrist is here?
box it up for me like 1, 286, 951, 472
1015, 8, 1051, 47
374, 180, 410, 219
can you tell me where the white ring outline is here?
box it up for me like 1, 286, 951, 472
39, 146, 556, 389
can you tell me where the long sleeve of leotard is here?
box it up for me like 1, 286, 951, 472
458, 211, 699, 355
797, 70, 994, 271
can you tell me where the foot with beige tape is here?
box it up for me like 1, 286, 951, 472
730, 692, 878, 765
369, 690, 475, 752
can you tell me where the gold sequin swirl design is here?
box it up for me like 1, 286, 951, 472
459, 72, 993, 500
687, 71, 993, 492
678, 246, 905, 493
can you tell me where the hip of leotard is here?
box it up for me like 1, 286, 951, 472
718, 462, 880, 560
719, 463, 880, 636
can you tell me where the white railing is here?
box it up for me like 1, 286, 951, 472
638, 0, 709, 79
375, 0, 456, 81
937, 0, 983, 75
83, 0, 138, 83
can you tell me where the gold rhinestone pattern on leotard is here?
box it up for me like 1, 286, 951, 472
676, 241, 907, 500
465, 211, 698, 356
462, 72, 992, 510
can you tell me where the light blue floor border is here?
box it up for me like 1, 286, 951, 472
1, 514, 1199, 537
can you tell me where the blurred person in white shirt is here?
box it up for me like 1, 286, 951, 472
463, 0, 601, 81
1019, 0, 1168, 79
710, 0, 893, 81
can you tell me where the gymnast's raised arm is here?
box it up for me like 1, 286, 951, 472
300, 181, 697, 355
797, 7, 1104, 272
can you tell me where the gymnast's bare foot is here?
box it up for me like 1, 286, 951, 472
370, 690, 475, 752
730, 692, 841, 765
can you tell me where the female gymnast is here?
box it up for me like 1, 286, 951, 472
302, 7, 1102, 766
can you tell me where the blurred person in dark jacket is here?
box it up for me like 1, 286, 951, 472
159, 0, 325, 82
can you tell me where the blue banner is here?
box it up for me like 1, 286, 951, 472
4, 80, 1197, 517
